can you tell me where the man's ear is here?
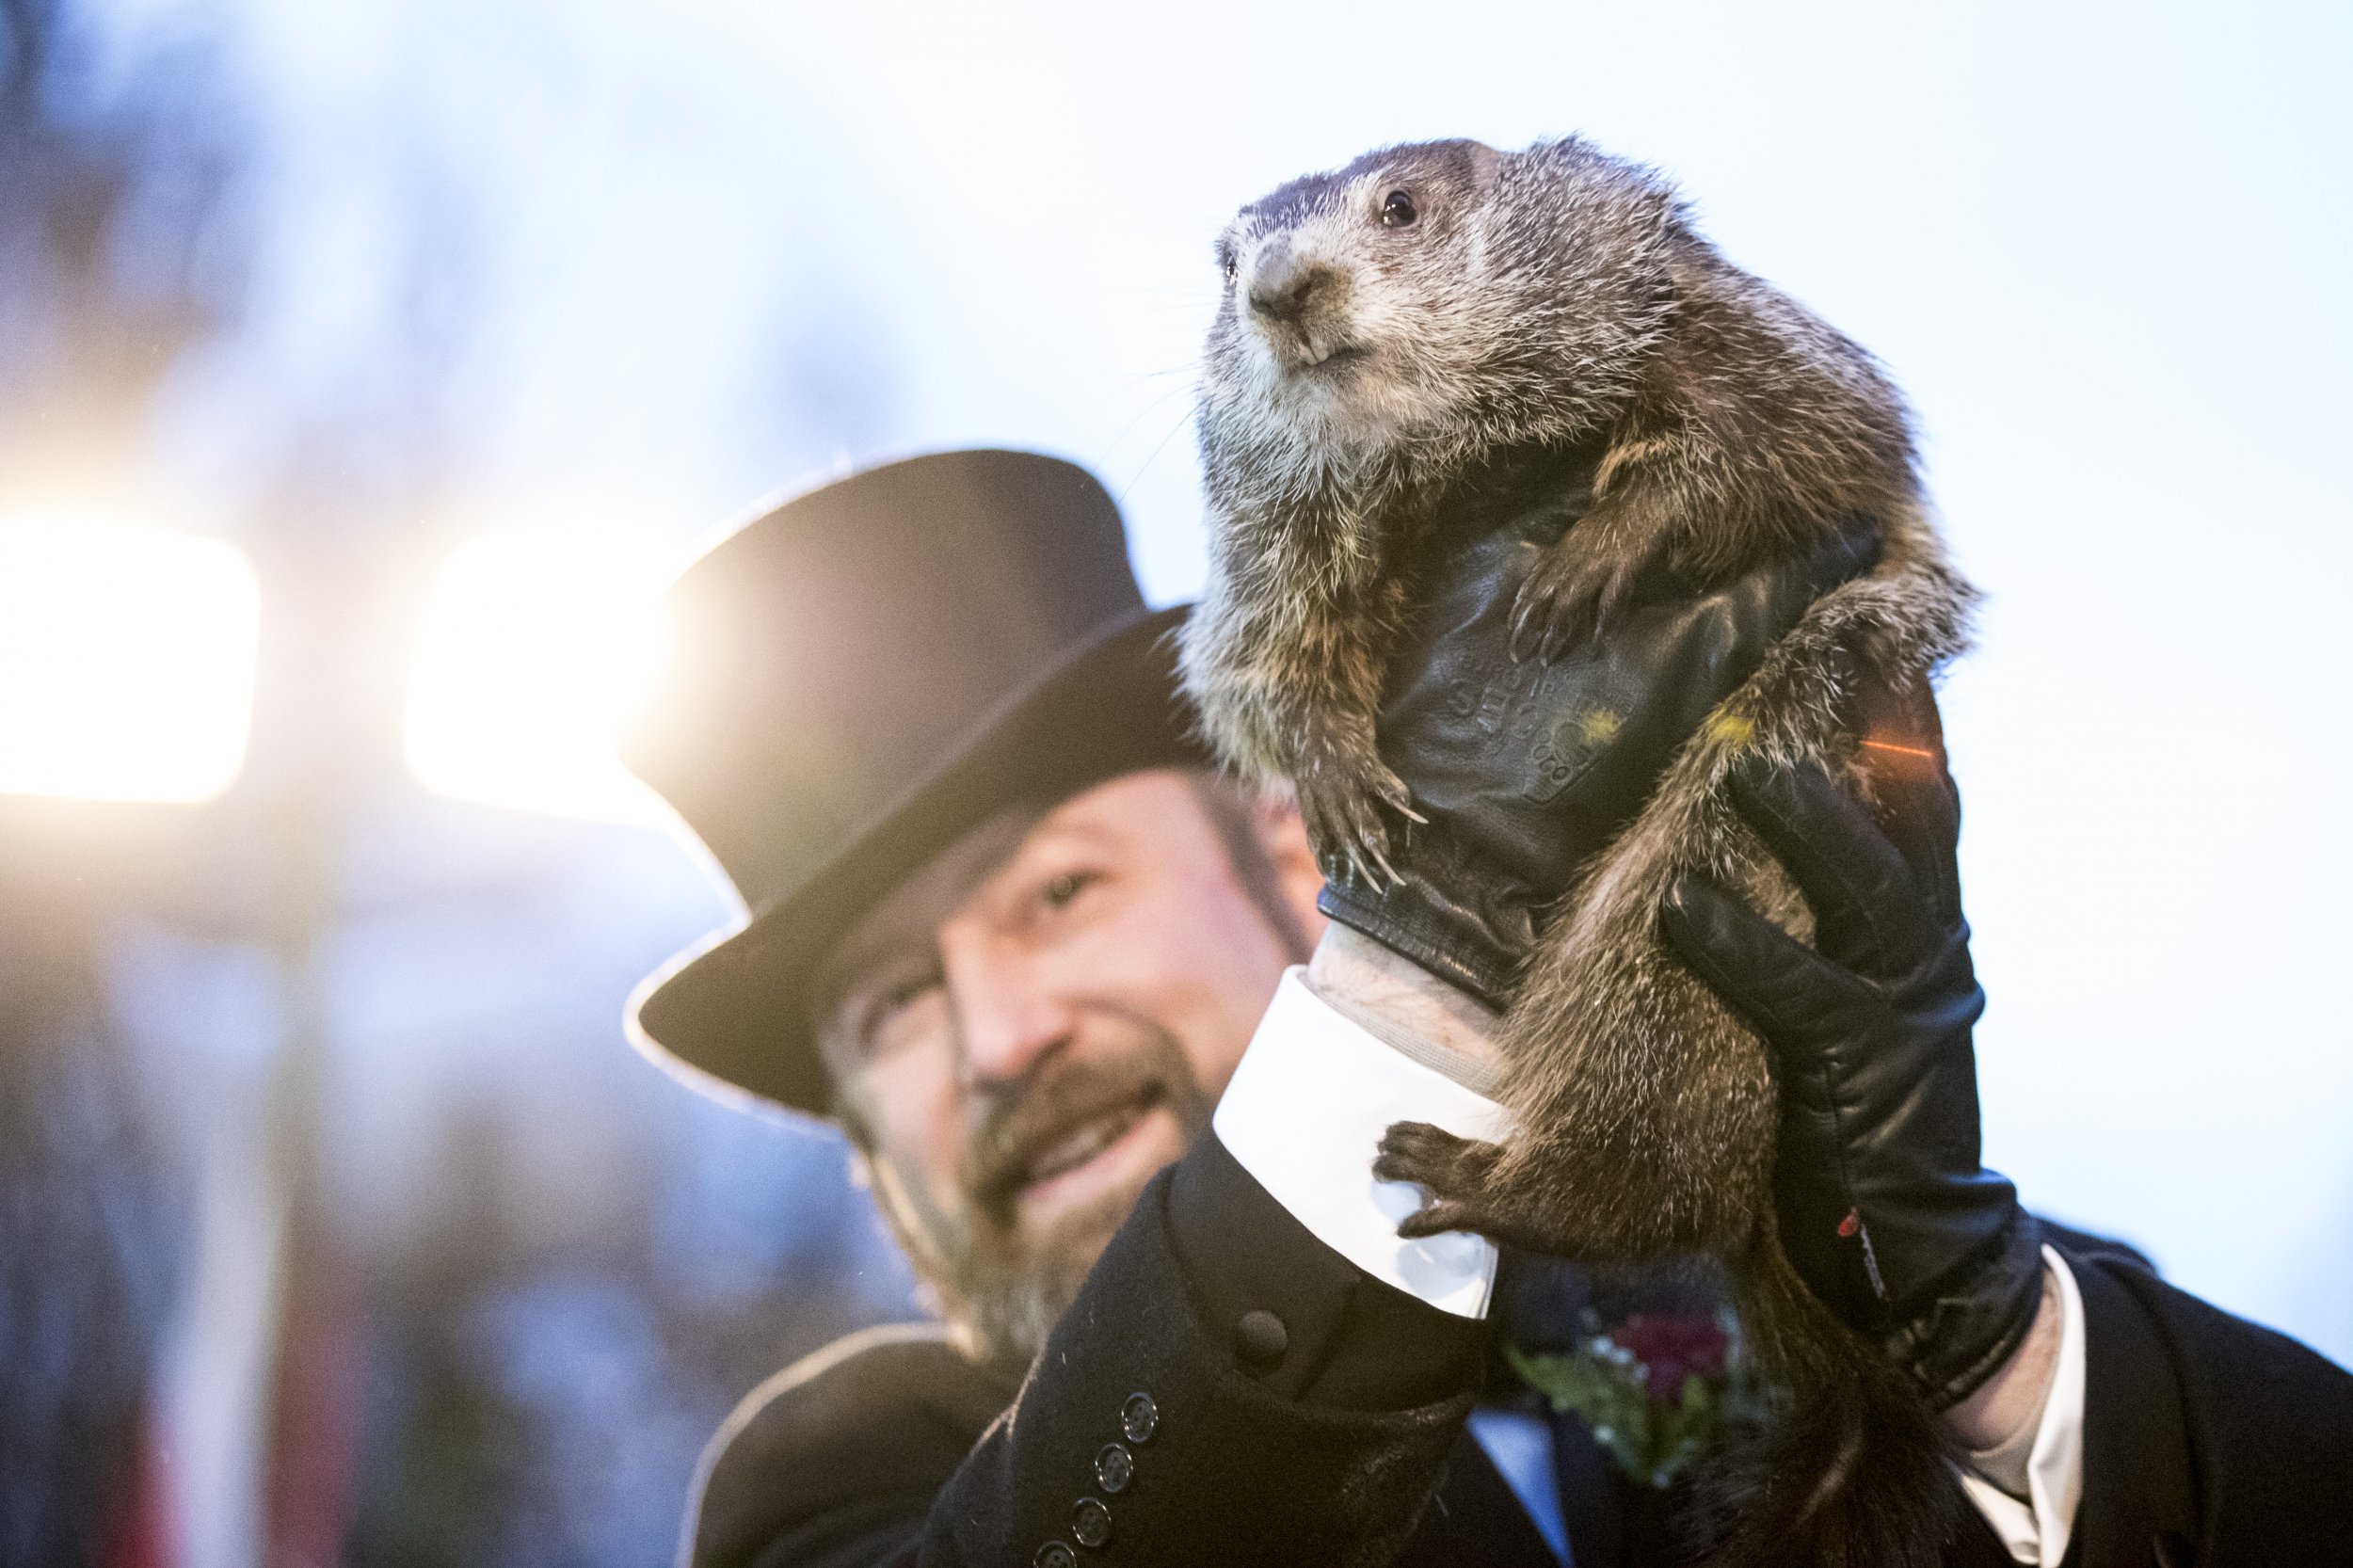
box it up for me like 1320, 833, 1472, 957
1250, 784, 1329, 951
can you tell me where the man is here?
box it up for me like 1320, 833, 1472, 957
623, 450, 2352, 1568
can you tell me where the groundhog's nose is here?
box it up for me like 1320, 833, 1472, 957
1247, 242, 1342, 328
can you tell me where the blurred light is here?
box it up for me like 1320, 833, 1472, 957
0, 520, 261, 804
403, 528, 670, 824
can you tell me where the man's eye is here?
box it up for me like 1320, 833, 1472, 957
1041, 870, 1096, 910
881, 975, 937, 1012
860, 973, 940, 1046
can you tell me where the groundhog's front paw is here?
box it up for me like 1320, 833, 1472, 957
1295, 744, 1421, 890
1375, 1122, 1510, 1240
1511, 545, 1641, 663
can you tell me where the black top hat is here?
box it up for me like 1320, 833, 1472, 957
622, 450, 1204, 1115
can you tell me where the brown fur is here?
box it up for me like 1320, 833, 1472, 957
1182, 135, 1980, 1565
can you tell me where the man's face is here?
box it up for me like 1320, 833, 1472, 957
811, 770, 1323, 1374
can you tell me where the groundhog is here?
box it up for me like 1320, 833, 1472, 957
1180, 136, 1979, 1567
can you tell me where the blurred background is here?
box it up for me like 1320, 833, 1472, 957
0, 1, 2345, 1563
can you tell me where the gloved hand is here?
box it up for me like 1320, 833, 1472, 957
1657, 680, 2045, 1408
1315, 474, 1882, 1006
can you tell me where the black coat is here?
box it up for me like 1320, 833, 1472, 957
687, 1137, 2353, 1568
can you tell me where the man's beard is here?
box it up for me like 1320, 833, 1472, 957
862, 1015, 1213, 1380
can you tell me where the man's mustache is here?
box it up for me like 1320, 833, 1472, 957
956, 1046, 1186, 1223
955, 1026, 1214, 1224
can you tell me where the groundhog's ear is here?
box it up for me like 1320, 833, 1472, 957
1464, 141, 1503, 191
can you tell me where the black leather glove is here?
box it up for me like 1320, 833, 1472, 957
1657, 683, 2045, 1408
1316, 475, 1882, 1006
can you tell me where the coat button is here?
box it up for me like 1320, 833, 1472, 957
1120, 1392, 1159, 1443
1071, 1497, 1112, 1549
1033, 1544, 1076, 1568
1234, 1309, 1289, 1371
1093, 1442, 1133, 1495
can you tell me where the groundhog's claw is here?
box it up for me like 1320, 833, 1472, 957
1374, 1121, 1503, 1192
1296, 773, 1393, 889
1368, 763, 1426, 825
1294, 741, 1419, 891
1377, 1122, 1521, 1241
1395, 1200, 1497, 1240
1512, 547, 1640, 663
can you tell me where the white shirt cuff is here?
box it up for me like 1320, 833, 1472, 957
1212, 968, 1514, 1318
1956, 1246, 2088, 1566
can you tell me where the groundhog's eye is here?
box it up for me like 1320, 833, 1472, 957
1217, 241, 1238, 282
1380, 189, 1418, 228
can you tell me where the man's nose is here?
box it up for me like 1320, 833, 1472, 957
940, 930, 1074, 1089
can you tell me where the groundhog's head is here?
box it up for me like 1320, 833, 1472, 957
1199, 136, 1684, 486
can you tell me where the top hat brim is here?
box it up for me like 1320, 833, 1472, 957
627, 602, 1202, 1116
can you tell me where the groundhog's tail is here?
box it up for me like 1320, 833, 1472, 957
1688, 1230, 1966, 1568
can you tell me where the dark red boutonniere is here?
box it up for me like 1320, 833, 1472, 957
1507, 1307, 1766, 1489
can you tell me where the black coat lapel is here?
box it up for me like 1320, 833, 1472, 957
1390, 1427, 1563, 1568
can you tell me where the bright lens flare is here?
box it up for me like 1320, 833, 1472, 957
0, 520, 260, 804
403, 528, 670, 824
